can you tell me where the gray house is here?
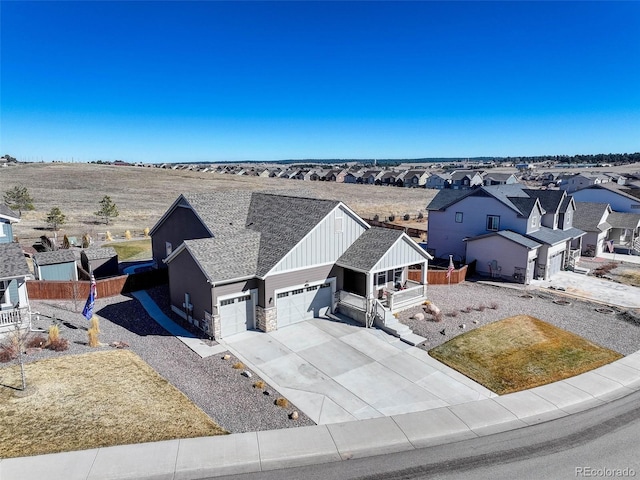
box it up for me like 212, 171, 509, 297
427, 185, 585, 282
0, 205, 20, 244
0, 243, 31, 333
572, 202, 612, 256
571, 183, 640, 213
150, 192, 432, 340
605, 211, 640, 254
33, 250, 78, 281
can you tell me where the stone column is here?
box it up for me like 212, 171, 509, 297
256, 305, 277, 333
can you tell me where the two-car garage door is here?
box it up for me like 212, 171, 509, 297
276, 281, 333, 328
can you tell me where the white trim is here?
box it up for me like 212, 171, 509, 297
274, 277, 336, 316
217, 288, 258, 332
264, 203, 370, 277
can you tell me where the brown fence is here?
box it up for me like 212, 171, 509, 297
364, 219, 426, 239
409, 265, 468, 285
27, 269, 167, 300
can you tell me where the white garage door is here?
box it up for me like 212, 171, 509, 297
276, 282, 333, 328
219, 292, 255, 338
548, 251, 564, 277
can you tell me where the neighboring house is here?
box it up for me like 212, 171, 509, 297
401, 170, 429, 188
325, 169, 347, 182
81, 247, 119, 278
0, 205, 20, 244
359, 170, 384, 184
0, 243, 32, 334
449, 171, 484, 190
572, 202, 612, 256
559, 173, 610, 193
376, 171, 401, 186
606, 211, 640, 254
426, 185, 585, 283
343, 171, 363, 184
150, 192, 432, 340
482, 173, 519, 186
32, 250, 78, 281
425, 172, 452, 189
570, 183, 640, 213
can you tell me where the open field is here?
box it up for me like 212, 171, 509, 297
0, 349, 226, 458
103, 238, 152, 261
1, 163, 433, 243
429, 315, 623, 394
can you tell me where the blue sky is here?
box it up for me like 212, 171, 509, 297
1, 1, 639, 163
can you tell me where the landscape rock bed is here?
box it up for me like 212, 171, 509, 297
11, 294, 314, 434
399, 281, 640, 355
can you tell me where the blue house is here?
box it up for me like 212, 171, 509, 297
0, 243, 31, 333
0, 205, 20, 243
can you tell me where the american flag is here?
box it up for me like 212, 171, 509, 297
446, 256, 455, 279
82, 274, 97, 320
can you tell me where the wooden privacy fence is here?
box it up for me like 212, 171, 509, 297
409, 265, 468, 285
364, 219, 426, 239
27, 269, 168, 300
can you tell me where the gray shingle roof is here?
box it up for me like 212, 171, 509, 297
0, 205, 20, 220
523, 189, 567, 213
426, 189, 473, 210
33, 249, 77, 266
573, 202, 612, 232
606, 211, 640, 229
83, 247, 118, 260
0, 243, 30, 278
525, 226, 585, 246
174, 192, 341, 281
336, 227, 404, 272
184, 232, 261, 284
466, 230, 541, 249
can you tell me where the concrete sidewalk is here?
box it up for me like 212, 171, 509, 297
3, 350, 639, 480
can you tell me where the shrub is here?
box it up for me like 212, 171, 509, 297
143, 227, 150, 237
448, 310, 459, 318
417, 212, 424, 220
105, 231, 113, 242
232, 362, 245, 370
124, 230, 132, 240
0, 344, 17, 362
489, 302, 499, 310
373, 214, 380, 221
90, 316, 101, 334
47, 338, 69, 352
275, 397, 289, 408
403, 213, 410, 221
253, 380, 266, 390
388, 214, 395, 222
26, 335, 47, 349
88, 327, 100, 348
48, 324, 60, 343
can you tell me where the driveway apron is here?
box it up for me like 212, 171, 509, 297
222, 318, 496, 425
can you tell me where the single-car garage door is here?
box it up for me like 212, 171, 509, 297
219, 292, 255, 338
276, 282, 333, 328
548, 251, 564, 277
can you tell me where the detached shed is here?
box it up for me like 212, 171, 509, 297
81, 247, 119, 278
33, 250, 78, 281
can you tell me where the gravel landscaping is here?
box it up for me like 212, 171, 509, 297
4, 272, 639, 436
399, 280, 640, 355
6, 290, 314, 434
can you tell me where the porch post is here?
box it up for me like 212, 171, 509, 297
421, 260, 428, 297
365, 272, 374, 328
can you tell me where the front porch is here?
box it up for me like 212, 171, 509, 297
0, 307, 30, 334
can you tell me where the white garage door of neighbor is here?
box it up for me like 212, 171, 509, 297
277, 282, 333, 328
219, 293, 254, 338
548, 251, 564, 276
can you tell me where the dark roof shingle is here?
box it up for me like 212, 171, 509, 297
0, 243, 30, 278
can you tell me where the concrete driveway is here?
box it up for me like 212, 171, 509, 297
532, 270, 640, 308
222, 317, 495, 425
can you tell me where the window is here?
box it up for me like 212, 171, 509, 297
237, 295, 251, 302
531, 216, 538, 227
220, 298, 235, 306
335, 217, 343, 234
277, 292, 289, 299
455, 212, 463, 223
306, 285, 319, 292
291, 288, 304, 295
376, 271, 387, 286
0, 223, 5, 237
320, 283, 331, 289
393, 269, 403, 284
486, 215, 500, 231
0, 280, 9, 305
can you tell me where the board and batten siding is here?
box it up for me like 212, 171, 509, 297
371, 237, 429, 273
268, 205, 367, 275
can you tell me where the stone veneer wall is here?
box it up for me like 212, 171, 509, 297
212, 314, 222, 340
256, 306, 277, 332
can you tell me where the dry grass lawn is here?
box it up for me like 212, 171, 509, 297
429, 315, 623, 395
0, 349, 226, 458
